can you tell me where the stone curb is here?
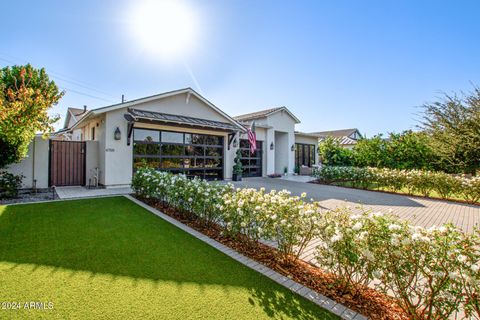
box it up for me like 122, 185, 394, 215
125, 195, 368, 320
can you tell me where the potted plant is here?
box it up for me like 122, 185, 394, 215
284, 166, 288, 176
232, 149, 243, 181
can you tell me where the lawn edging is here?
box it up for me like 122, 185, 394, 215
125, 195, 366, 320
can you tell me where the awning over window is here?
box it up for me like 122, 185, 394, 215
124, 108, 240, 131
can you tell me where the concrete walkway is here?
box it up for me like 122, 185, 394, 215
55, 186, 132, 199
231, 177, 480, 234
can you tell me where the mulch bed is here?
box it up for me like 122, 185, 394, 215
137, 196, 408, 319
310, 180, 480, 207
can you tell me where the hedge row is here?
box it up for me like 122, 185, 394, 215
313, 166, 480, 204
132, 168, 480, 319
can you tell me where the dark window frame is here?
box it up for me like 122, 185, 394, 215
295, 143, 316, 168
239, 139, 263, 177
133, 127, 224, 180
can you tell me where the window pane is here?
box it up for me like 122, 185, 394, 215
205, 158, 221, 168
184, 133, 192, 144
240, 139, 249, 148
205, 136, 222, 145
134, 143, 159, 155
160, 158, 183, 169
205, 147, 221, 157
133, 157, 160, 170
162, 144, 184, 156
188, 158, 205, 168
185, 146, 204, 156
162, 131, 184, 144
134, 129, 159, 142
191, 134, 205, 145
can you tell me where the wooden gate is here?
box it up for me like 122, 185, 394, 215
49, 140, 86, 186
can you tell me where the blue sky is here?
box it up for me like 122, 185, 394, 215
1, 0, 479, 136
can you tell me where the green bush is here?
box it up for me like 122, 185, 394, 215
0, 171, 23, 199
314, 166, 480, 204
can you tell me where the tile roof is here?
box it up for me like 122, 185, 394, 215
127, 108, 240, 131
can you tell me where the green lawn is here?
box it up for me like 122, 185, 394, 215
0, 197, 336, 319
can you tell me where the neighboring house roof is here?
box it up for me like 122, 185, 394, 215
69, 88, 246, 132
127, 108, 240, 131
313, 128, 362, 146
311, 128, 360, 138
63, 107, 88, 129
234, 106, 301, 124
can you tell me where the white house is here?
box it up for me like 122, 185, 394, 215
6, 88, 319, 188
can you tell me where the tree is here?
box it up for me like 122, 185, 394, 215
0, 64, 64, 168
353, 135, 389, 168
420, 88, 480, 175
386, 131, 437, 170
318, 137, 353, 166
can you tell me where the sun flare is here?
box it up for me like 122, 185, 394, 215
129, 0, 198, 59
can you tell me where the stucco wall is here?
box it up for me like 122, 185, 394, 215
101, 105, 238, 186
265, 111, 296, 174
4, 136, 50, 189
85, 141, 99, 187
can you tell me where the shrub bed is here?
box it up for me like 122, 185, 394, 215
132, 168, 480, 319
313, 166, 480, 204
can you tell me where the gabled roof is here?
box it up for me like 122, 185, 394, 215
234, 106, 300, 123
310, 128, 361, 138
70, 88, 246, 132
63, 107, 88, 129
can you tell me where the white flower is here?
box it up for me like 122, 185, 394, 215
352, 222, 363, 231
331, 233, 343, 243
300, 192, 307, 198
388, 224, 401, 231
471, 264, 480, 272
188, 197, 193, 202
458, 255, 467, 263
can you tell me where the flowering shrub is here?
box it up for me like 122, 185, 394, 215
314, 166, 480, 203
315, 206, 480, 319
133, 169, 480, 318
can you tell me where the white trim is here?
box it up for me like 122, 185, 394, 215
70, 88, 246, 132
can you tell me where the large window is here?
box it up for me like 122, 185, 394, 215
295, 143, 316, 168
133, 128, 224, 180
239, 139, 263, 177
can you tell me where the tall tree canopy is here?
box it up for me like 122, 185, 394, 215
0, 64, 64, 168
420, 88, 480, 175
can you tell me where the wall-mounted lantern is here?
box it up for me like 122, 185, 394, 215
114, 127, 121, 140
270, 142, 274, 150
233, 138, 238, 148
291, 144, 295, 151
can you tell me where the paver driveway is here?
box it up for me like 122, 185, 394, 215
231, 177, 480, 233
231, 177, 480, 264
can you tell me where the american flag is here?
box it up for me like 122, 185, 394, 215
247, 121, 257, 154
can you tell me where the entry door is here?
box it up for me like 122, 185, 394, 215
49, 140, 86, 186
240, 139, 263, 177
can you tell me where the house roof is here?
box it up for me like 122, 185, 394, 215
294, 131, 322, 138
127, 108, 240, 131
69, 88, 246, 132
234, 106, 301, 123
63, 107, 88, 129
310, 128, 360, 138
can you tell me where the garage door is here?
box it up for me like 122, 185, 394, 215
132, 128, 224, 180
240, 139, 263, 177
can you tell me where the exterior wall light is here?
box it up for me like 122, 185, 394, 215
270, 142, 274, 150
233, 138, 238, 148
291, 144, 295, 151
114, 127, 121, 140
